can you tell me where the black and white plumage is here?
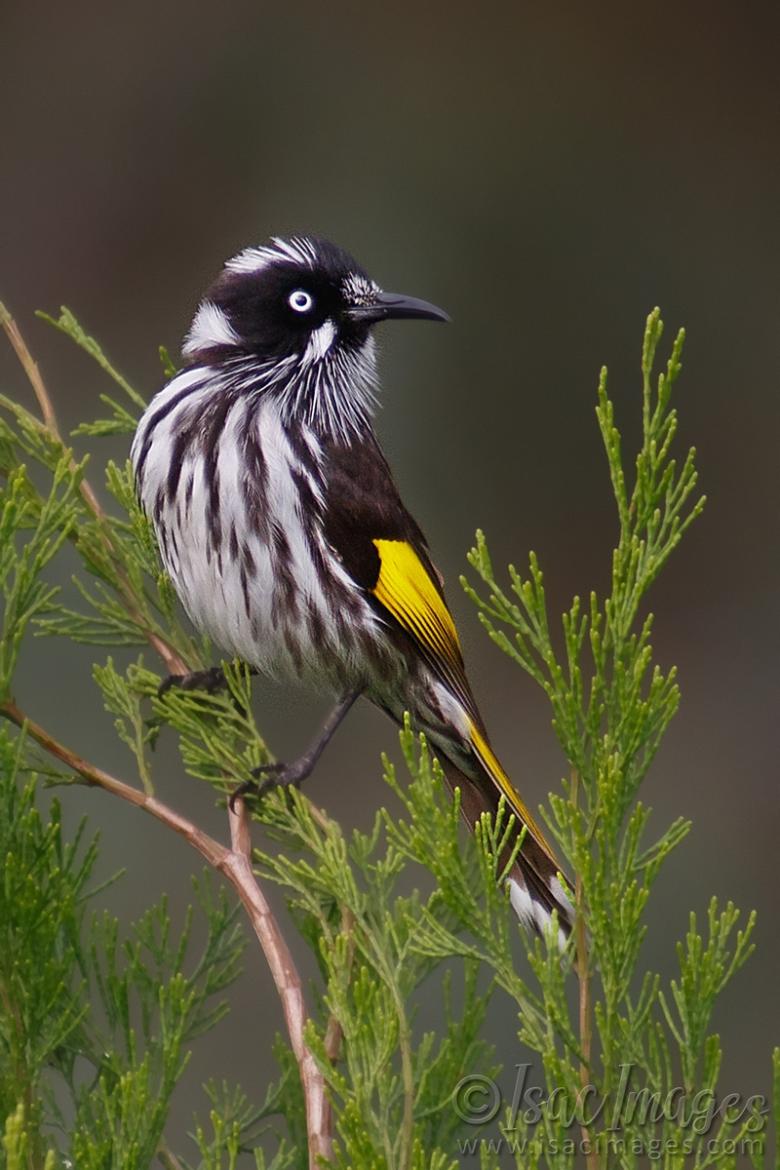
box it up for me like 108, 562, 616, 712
131, 235, 573, 946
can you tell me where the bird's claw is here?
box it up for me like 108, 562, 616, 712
228, 761, 306, 812
158, 666, 227, 699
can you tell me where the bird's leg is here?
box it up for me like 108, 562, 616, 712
230, 690, 362, 810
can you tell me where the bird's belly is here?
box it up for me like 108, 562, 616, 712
160, 499, 384, 691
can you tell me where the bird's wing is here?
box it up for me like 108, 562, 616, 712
368, 535, 561, 873
322, 436, 473, 706
322, 438, 554, 851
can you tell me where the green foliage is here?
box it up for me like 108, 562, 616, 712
457, 312, 768, 1168
0, 457, 83, 696
252, 771, 498, 1169
34, 455, 201, 658
0, 732, 96, 1165
38, 306, 147, 434
0, 304, 775, 1169
69, 880, 244, 1170
0, 729, 245, 1169
152, 661, 272, 789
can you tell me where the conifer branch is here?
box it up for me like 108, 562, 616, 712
572, 768, 597, 1170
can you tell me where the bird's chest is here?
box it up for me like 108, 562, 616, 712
149, 407, 364, 683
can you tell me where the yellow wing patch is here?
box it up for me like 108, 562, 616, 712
372, 540, 462, 672
372, 541, 557, 865
468, 720, 555, 855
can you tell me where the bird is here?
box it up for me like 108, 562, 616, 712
131, 234, 573, 945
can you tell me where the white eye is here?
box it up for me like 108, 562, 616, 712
288, 289, 314, 313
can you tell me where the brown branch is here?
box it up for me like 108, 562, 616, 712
323, 909, 354, 1064
1, 306, 105, 524
156, 1140, 186, 1170
572, 769, 599, 1170
0, 699, 333, 1166
576, 870, 597, 1168
226, 797, 331, 1159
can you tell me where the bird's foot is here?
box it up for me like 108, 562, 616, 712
229, 758, 313, 812
228, 691, 361, 813
158, 665, 227, 699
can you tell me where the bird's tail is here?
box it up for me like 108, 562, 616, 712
438, 726, 574, 949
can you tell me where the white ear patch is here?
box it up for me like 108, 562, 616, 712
182, 302, 240, 357
301, 319, 337, 365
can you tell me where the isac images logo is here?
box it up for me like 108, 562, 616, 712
452, 1063, 768, 1161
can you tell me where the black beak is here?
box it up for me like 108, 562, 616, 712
347, 290, 450, 324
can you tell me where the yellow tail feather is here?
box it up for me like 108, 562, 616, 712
467, 719, 556, 860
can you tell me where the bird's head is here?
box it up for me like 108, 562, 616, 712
180, 235, 449, 439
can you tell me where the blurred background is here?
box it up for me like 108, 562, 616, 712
1, 0, 778, 1159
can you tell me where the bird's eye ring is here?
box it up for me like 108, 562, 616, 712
288, 289, 314, 313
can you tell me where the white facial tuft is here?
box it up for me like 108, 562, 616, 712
301, 320, 337, 366
182, 301, 240, 357
341, 272, 381, 305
